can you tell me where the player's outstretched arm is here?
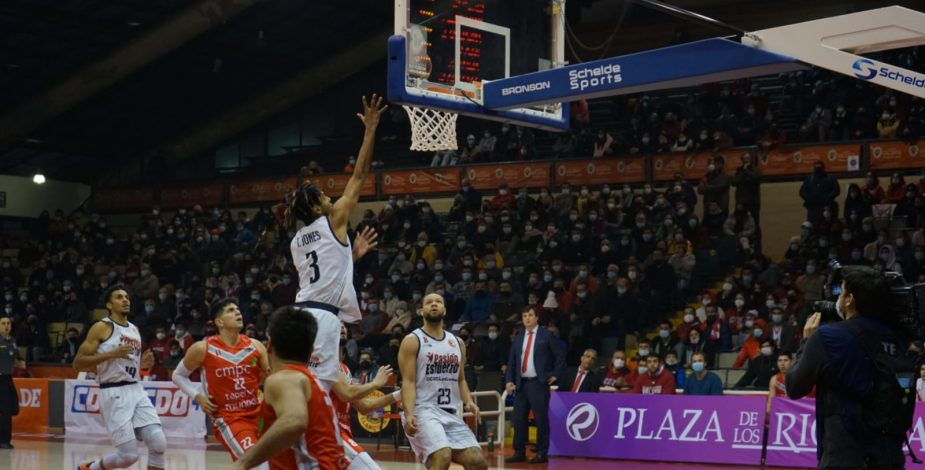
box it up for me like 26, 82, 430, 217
354, 389, 402, 415
234, 371, 309, 470
73, 321, 127, 371
253, 340, 272, 381
172, 341, 217, 416
398, 334, 419, 436
330, 94, 388, 235
331, 365, 393, 403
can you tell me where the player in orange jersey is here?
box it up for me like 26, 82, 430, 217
328, 323, 403, 469
172, 298, 270, 468
233, 306, 347, 470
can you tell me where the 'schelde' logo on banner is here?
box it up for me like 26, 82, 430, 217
566, 402, 599, 441
852, 59, 877, 80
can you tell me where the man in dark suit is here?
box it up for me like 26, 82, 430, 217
562, 348, 601, 393
505, 306, 565, 464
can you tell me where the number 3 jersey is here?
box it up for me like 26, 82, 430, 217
201, 335, 263, 421
95, 317, 143, 384
291, 216, 360, 323
411, 329, 462, 411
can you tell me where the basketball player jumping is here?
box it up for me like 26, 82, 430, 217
398, 294, 488, 470
279, 93, 387, 393
73, 286, 166, 470
171, 298, 270, 468
232, 307, 347, 470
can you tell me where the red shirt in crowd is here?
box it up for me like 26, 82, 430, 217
631, 367, 677, 395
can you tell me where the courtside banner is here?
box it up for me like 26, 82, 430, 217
12, 378, 49, 433
767, 398, 925, 467
64, 380, 206, 439
550, 392, 765, 465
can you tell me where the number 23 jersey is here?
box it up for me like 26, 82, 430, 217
291, 216, 360, 323
411, 329, 462, 411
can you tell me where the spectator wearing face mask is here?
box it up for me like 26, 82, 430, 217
147, 326, 173, 362
733, 318, 770, 369
352, 350, 379, 385
882, 172, 908, 204
383, 301, 412, 334
600, 350, 635, 391
735, 340, 778, 389
17, 314, 48, 362
676, 307, 701, 345
683, 352, 723, 396
631, 354, 676, 395
699, 155, 731, 215
767, 307, 798, 353
796, 260, 826, 302
163, 340, 184, 370
172, 323, 194, 351
652, 321, 684, 361
471, 323, 508, 373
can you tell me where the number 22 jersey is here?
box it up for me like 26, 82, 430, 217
201, 335, 263, 421
290, 216, 360, 323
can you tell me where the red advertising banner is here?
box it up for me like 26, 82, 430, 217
465, 162, 550, 189
381, 169, 460, 195
554, 158, 645, 186
306, 174, 376, 198
158, 184, 224, 209
869, 140, 923, 170
94, 188, 155, 211
12, 378, 49, 433
759, 144, 860, 176
652, 152, 734, 181
228, 177, 298, 205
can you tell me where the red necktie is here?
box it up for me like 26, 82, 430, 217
521, 330, 534, 374
572, 371, 585, 392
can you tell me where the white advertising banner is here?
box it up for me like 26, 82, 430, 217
64, 380, 206, 439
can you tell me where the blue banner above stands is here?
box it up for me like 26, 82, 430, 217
482, 38, 807, 110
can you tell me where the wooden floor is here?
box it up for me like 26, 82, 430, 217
1, 433, 799, 469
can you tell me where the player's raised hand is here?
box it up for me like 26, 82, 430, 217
356, 94, 388, 130
353, 226, 379, 260
195, 393, 219, 417
140, 350, 155, 370
108, 345, 133, 360
372, 365, 394, 387
404, 414, 419, 436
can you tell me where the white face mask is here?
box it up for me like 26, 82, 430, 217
638, 348, 650, 356
613, 359, 625, 368
683, 314, 694, 323
488, 332, 498, 340
734, 299, 745, 308
760, 346, 773, 356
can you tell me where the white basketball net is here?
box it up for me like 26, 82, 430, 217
402, 105, 458, 152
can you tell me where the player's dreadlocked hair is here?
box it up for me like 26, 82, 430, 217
273, 182, 325, 229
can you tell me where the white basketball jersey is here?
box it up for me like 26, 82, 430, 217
95, 317, 143, 384
291, 216, 360, 323
411, 329, 462, 411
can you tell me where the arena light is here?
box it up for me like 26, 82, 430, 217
33, 172, 45, 184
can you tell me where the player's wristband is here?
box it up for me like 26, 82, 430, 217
391, 390, 401, 402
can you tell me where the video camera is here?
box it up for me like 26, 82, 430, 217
812, 260, 925, 339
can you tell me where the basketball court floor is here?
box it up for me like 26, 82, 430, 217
1, 433, 804, 470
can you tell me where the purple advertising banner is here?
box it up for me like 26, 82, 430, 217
765, 398, 817, 468
549, 392, 765, 465
767, 398, 925, 468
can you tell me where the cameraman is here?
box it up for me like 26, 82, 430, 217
786, 266, 909, 469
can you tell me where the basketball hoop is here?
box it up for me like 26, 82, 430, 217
403, 105, 458, 152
